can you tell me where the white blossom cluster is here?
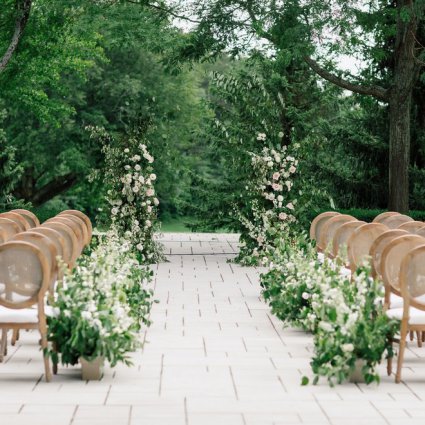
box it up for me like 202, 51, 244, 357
237, 137, 299, 264
104, 136, 164, 263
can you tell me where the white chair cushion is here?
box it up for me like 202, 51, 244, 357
386, 306, 425, 325
387, 294, 425, 310
0, 306, 57, 323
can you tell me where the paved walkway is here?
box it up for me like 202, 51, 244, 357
1, 233, 425, 425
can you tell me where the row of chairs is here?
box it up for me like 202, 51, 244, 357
310, 211, 425, 383
0, 209, 92, 381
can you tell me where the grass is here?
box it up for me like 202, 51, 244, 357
160, 218, 193, 233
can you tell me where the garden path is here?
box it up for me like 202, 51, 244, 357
1, 233, 425, 425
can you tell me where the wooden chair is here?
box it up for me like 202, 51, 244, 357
57, 214, 89, 247
30, 227, 66, 265
381, 214, 413, 229
347, 223, 388, 272
381, 234, 425, 311
8, 232, 58, 347
0, 218, 21, 241
11, 209, 40, 228
332, 221, 366, 261
387, 245, 425, 382
318, 215, 357, 258
399, 221, 425, 234
370, 229, 409, 280
0, 228, 7, 244
41, 221, 79, 269
45, 218, 84, 256
0, 212, 29, 232
58, 210, 92, 244
373, 211, 399, 223
0, 241, 52, 381
309, 212, 340, 243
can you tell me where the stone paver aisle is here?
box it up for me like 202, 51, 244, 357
1, 233, 425, 425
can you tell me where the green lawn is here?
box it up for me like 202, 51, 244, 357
160, 218, 193, 233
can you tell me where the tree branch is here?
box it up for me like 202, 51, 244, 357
31, 173, 78, 206
126, 0, 201, 24
0, 0, 32, 73
304, 56, 389, 102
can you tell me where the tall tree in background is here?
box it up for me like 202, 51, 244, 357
164, 0, 425, 212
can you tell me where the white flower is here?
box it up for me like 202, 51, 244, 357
124, 165, 131, 170
150, 173, 157, 181
319, 322, 333, 332
111, 207, 119, 216
277, 195, 284, 202
342, 343, 354, 353
278, 131, 284, 138
134, 164, 141, 171
289, 165, 296, 174
286, 202, 294, 210
146, 188, 155, 197
302, 292, 310, 300
145, 220, 152, 228
153, 198, 160, 206
257, 133, 267, 141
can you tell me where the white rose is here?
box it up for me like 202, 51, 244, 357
286, 202, 294, 210
124, 148, 130, 153
153, 198, 159, 206
135, 164, 141, 171
150, 173, 157, 181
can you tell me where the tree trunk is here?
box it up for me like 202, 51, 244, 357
388, 95, 411, 212
387, 0, 419, 213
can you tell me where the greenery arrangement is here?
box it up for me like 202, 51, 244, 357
261, 236, 400, 385
47, 230, 154, 367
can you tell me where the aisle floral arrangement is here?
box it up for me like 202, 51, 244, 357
47, 231, 154, 369
260, 236, 400, 386
236, 136, 299, 265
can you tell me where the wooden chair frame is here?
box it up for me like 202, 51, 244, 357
0, 241, 52, 381
381, 214, 414, 229
58, 214, 89, 246
11, 209, 40, 228
331, 221, 366, 261
346, 223, 388, 273
309, 212, 340, 243
373, 211, 399, 223
58, 210, 92, 243
398, 221, 425, 234
389, 245, 425, 383
0, 217, 21, 241
0, 211, 30, 232
318, 215, 356, 258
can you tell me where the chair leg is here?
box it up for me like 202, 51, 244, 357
11, 329, 19, 346
387, 337, 393, 376
38, 319, 51, 382
417, 331, 423, 348
396, 324, 409, 383
410, 331, 414, 341
52, 342, 58, 375
422, 331, 425, 343
0, 329, 7, 362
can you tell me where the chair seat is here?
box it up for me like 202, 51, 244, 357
387, 294, 425, 310
0, 306, 58, 324
386, 306, 425, 325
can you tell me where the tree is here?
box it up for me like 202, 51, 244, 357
0, 0, 32, 73
161, 0, 425, 212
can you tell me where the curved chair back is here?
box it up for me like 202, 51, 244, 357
30, 227, 66, 263
381, 214, 413, 229
0, 228, 7, 244
309, 212, 340, 242
0, 212, 29, 232
41, 221, 79, 268
332, 221, 366, 261
0, 218, 21, 241
400, 245, 425, 302
373, 211, 399, 223
58, 214, 89, 246
0, 241, 50, 309
398, 221, 425, 234
11, 209, 40, 228
58, 210, 92, 242
369, 229, 409, 278
381, 234, 425, 293
12, 232, 58, 286
319, 215, 356, 257
45, 218, 83, 255
347, 223, 388, 272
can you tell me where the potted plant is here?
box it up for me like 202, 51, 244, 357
47, 235, 153, 380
